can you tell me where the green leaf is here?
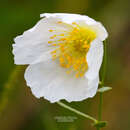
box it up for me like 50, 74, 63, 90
93, 121, 107, 128
98, 87, 112, 93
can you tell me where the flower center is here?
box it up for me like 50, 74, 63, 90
48, 22, 96, 78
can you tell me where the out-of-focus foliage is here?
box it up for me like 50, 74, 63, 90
0, 0, 130, 130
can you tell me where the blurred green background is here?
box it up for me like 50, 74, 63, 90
0, 0, 130, 130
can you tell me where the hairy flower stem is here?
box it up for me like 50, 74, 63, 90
97, 40, 107, 130
57, 101, 98, 123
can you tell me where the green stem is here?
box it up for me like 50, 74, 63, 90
97, 40, 107, 130
0, 66, 25, 114
98, 93, 103, 121
57, 101, 98, 123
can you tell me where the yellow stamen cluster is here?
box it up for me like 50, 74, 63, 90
48, 22, 96, 78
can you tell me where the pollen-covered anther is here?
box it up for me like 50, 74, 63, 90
60, 46, 65, 52
48, 41, 53, 44
52, 43, 57, 46
73, 64, 79, 71
50, 35, 57, 39
49, 23, 96, 78
49, 29, 54, 32
83, 44, 90, 49
52, 54, 57, 60
59, 38, 67, 41
75, 72, 80, 78
51, 50, 57, 54
79, 73, 84, 77
59, 57, 64, 63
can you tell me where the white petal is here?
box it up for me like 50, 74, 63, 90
85, 39, 103, 80
25, 60, 99, 103
13, 17, 72, 65
41, 13, 108, 41
41, 13, 96, 25
88, 23, 108, 41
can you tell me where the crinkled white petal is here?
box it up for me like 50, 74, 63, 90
41, 13, 108, 41
13, 17, 72, 65
41, 13, 96, 25
88, 23, 108, 41
85, 39, 103, 80
24, 60, 99, 103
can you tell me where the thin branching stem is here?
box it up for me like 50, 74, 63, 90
97, 40, 107, 130
57, 101, 98, 123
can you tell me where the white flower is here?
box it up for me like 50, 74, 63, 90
12, 13, 108, 103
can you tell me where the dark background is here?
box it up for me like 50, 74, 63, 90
0, 0, 130, 130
